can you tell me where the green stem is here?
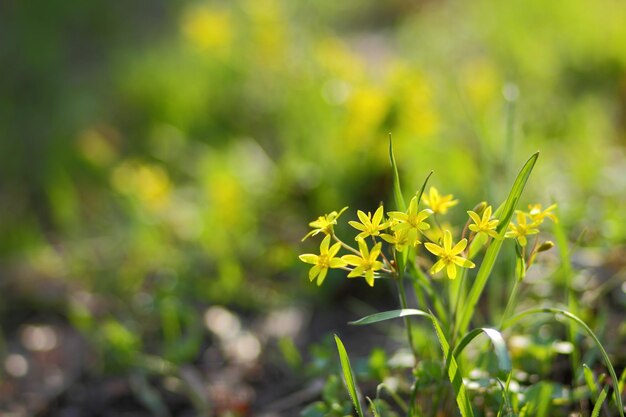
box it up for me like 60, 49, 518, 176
397, 275, 418, 363
499, 278, 521, 328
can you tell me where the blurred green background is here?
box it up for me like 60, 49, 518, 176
1, 0, 626, 412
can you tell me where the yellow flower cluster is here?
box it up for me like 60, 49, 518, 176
299, 188, 557, 286
505, 204, 557, 247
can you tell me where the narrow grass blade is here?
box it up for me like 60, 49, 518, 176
367, 397, 381, 417
457, 152, 539, 336
591, 386, 609, 417
583, 364, 599, 398
334, 334, 364, 417
416, 170, 434, 205
429, 312, 475, 417
503, 308, 625, 417
349, 308, 431, 325
389, 134, 406, 212
451, 328, 511, 374
350, 309, 475, 416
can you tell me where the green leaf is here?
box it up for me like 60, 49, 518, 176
349, 308, 431, 326
388, 134, 406, 212
451, 328, 511, 374
503, 308, 625, 417
583, 364, 599, 398
367, 397, 381, 417
350, 309, 475, 416
334, 334, 364, 417
457, 152, 539, 336
429, 313, 475, 417
591, 386, 609, 417
415, 170, 434, 206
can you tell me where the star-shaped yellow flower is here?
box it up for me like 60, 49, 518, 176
467, 205, 499, 238
381, 228, 414, 252
422, 187, 458, 215
424, 230, 475, 279
342, 240, 384, 286
302, 206, 349, 241
348, 206, 389, 241
387, 196, 432, 246
299, 235, 347, 286
505, 211, 540, 247
527, 203, 558, 225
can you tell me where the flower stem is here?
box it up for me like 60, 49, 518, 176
500, 278, 522, 328
332, 233, 360, 255
396, 272, 418, 363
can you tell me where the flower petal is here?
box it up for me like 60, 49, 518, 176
328, 242, 342, 258
365, 270, 375, 286
453, 256, 475, 268
467, 211, 482, 225
443, 230, 452, 251
425, 242, 443, 256
446, 263, 457, 279
320, 234, 331, 253
357, 210, 370, 225
451, 238, 467, 255
349, 221, 366, 231
299, 254, 318, 264
309, 265, 320, 281
316, 268, 328, 286
342, 255, 362, 266
330, 258, 347, 268
372, 206, 384, 226
431, 259, 446, 274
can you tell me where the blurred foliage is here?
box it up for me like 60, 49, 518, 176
1, 0, 626, 383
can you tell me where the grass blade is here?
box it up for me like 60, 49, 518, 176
451, 328, 511, 374
457, 152, 539, 336
349, 308, 431, 326
350, 309, 475, 416
334, 334, 364, 417
429, 312, 475, 417
591, 386, 609, 417
503, 308, 625, 417
415, 170, 434, 205
389, 133, 406, 212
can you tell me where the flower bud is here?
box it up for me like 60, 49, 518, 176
537, 241, 554, 253
471, 201, 488, 216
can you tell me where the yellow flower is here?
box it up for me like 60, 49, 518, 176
381, 228, 413, 252
527, 203, 558, 224
302, 206, 348, 241
505, 211, 540, 247
467, 205, 499, 238
422, 187, 458, 215
387, 196, 432, 246
348, 206, 389, 240
424, 230, 475, 279
299, 235, 347, 286
342, 240, 384, 286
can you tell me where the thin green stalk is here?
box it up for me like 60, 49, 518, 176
499, 279, 522, 328
397, 274, 418, 362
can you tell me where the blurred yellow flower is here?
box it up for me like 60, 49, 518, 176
349, 206, 389, 240
111, 161, 171, 211
424, 230, 475, 279
527, 203, 558, 224
342, 239, 384, 287
505, 211, 540, 247
423, 187, 458, 215
182, 6, 233, 54
467, 205, 499, 238
299, 235, 346, 286
302, 207, 348, 241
